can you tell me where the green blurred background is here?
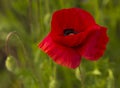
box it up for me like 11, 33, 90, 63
0, 0, 120, 88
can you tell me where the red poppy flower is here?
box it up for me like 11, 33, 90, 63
38, 8, 109, 69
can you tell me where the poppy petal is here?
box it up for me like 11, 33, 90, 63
51, 8, 96, 35
79, 25, 109, 60
51, 27, 96, 47
38, 34, 81, 69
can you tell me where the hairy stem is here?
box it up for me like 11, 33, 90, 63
79, 66, 85, 88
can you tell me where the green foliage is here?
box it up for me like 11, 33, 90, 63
0, 0, 120, 88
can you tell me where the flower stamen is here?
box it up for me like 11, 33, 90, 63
64, 29, 77, 36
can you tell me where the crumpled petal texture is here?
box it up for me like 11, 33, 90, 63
38, 8, 109, 69
78, 25, 109, 60
39, 34, 81, 69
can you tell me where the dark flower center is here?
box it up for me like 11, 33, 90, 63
64, 29, 77, 36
